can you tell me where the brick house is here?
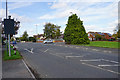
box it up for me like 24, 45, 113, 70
103, 33, 112, 40
88, 32, 96, 41
88, 32, 112, 41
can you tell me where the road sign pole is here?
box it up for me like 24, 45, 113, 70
8, 34, 11, 56
6, 0, 9, 54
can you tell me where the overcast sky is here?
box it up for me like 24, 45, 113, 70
0, 0, 119, 37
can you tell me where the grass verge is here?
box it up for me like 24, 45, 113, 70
3, 46, 22, 61
79, 41, 120, 48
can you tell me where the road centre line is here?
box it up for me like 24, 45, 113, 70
98, 64, 120, 67
80, 59, 101, 62
82, 62, 120, 75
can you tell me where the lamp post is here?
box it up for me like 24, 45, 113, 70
35, 24, 39, 41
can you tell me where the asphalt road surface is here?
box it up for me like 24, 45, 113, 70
16, 42, 119, 78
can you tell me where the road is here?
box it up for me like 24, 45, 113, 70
16, 42, 119, 78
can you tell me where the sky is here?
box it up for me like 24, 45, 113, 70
0, 0, 119, 37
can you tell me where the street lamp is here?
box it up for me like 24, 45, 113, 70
35, 24, 39, 35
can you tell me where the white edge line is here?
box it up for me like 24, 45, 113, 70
82, 62, 120, 75
22, 60, 36, 79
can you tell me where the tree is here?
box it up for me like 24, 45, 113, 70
43, 23, 61, 39
95, 34, 102, 41
29, 37, 36, 42
20, 31, 28, 41
56, 29, 61, 39
112, 24, 120, 39
64, 14, 90, 44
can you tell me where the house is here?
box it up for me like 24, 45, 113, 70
103, 33, 112, 40
59, 34, 64, 39
88, 32, 112, 41
88, 32, 96, 41
33, 34, 45, 40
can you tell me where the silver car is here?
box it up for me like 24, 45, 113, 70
43, 39, 53, 44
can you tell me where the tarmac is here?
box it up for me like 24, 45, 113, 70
2, 45, 34, 80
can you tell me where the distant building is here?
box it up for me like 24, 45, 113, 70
88, 32, 112, 41
88, 32, 96, 41
33, 34, 45, 40
59, 34, 64, 39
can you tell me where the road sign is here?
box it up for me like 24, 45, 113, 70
4, 19, 15, 34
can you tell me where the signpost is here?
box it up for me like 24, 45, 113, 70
3, 0, 15, 57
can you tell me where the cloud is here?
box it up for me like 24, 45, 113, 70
8, 2, 33, 10
9, 13, 34, 23
3, 0, 119, 2
50, 2, 67, 9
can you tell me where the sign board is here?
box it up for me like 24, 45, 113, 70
4, 19, 15, 34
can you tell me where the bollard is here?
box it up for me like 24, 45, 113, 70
14, 47, 16, 55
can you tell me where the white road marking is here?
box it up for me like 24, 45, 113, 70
85, 48, 88, 50
65, 46, 68, 47
101, 59, 119, 64
80, 59, 101, 62
24, 49, 33, 54
49, 53, 64, 59
70, 46, 74, 48
56, 53, 72, 54
66, 56, 83, 59
82, 62, 120, 75
103, 51, 108, 53
92, 49, 99, 51
22, 60, 36, 79
44, 49, 49, 52
98, 64, 120, 67
76, 47, 79, 48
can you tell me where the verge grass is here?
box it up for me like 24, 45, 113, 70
80, 41, 120, 48
4, 45, 22, 61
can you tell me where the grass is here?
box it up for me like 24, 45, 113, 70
3, 45, 22, 61
80, 41, 120, 48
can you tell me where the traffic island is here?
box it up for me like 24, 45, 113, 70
3, 45, 22, 61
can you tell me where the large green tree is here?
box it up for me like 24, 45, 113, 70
43, 23, 61, 39
64, 14, 90, 44
20, 31, 28, 41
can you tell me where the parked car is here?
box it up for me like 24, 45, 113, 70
43, 39, 53, 44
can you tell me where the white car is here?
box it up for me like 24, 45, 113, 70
43, 39, 53, 44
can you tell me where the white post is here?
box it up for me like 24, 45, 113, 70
8, 34, 11, 56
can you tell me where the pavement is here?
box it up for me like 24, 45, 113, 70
16, 42, 119, 79
2, 45, 34, 80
